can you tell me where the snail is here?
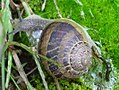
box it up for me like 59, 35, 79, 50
12, 14, 111, 90
39, 19, 94, 79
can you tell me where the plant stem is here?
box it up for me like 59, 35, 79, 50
33, 55, 48, 90
5, 51, 13, 88
2, 55, 5, 90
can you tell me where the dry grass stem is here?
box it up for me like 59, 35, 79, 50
41, 0, 47, 11
53, 0, 62, 18
12, 50, 34, 90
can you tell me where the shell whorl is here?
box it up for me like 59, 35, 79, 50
69, 41, 92, 75
39, 20, 92, 79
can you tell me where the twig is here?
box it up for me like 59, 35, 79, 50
27, 67, 37, 76
14, 67, 37, 79
12, 50, 34, 90
53, 0, 62, 18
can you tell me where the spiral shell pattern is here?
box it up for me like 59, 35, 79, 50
39, 19, 92, 79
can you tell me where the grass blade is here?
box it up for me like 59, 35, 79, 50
33, 55, 48, 90
1, 55, 5, 90
5, 51, 13, 88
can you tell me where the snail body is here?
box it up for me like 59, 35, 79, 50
13, 15, 102, 79
13, 15, 52, 34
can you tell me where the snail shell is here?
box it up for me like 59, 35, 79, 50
39, 19, 93, 79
